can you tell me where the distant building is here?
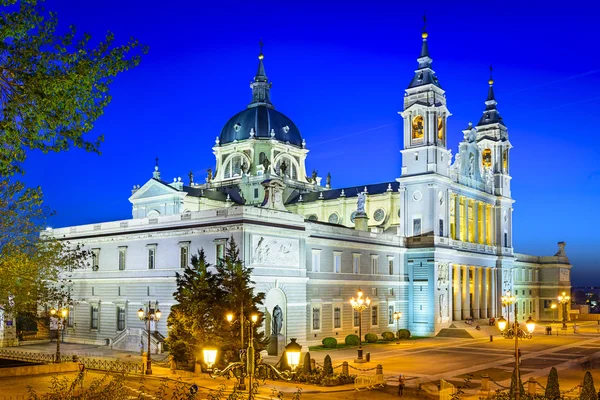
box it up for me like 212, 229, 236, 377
43, 27, 572, 351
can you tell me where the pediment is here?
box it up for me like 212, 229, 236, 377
129, 179, 180, 202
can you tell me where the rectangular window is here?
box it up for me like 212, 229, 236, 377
544, 299, 552, 309
334, 252, 342, 274
118, 247, 127, 271
179, 242, 189, 268
216, 242, 225, 266
439, 219, 444, 237
147, 244, 156, 269
312, 250, 321, 272
91, 248, 100, 271
353, 310, 360, 327
371, 255, 378, 275
117, 306, 126, 331
333, 307, 341, 329
388, 305, 394, 325
67, 306, 74, 328
413, 218, 422, 236
254, 188, 259, 199
353, 254, 360, 274
504, 232, 508, 247
371, 305, 378, 326
312, 307, 321, 331
90, 305, 99, 330
388, 257, 394, 275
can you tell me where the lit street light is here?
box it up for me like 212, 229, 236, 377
137, 302, 161, 375
557, 292, 570, 330
501, 291, 516, 326
550, 303, 557, 323
49, 307, 68, 363
393, 311, 402, 344
225, 311, 259, 390
349, 289, 371, 362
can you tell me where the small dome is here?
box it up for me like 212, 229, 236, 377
219, 105, 303, 147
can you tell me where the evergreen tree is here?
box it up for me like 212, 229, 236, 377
323, 355, 333, 376
545, 367, 561, 400
302, 352, 311, 374
580, 371, 596, 400
216, 237, 266, 353
509, 368, 525, 399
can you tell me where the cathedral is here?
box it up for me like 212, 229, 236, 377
44, 27, 572, 351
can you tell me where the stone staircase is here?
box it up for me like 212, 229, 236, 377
436, 320, 501, 339
111, 328, 164, 354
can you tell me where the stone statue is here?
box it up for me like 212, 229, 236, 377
272, 305, 283, 335
241, 161, 249, 175
437, 263, 448, 287
262, 157, 271, 173
206, 168, 213, 182
485, 167, 494, 189
555, 241, 566, 257
311, 169, 318, 183
280, 160, 288, 177
357, 192, 366, 214
468, 153, 475, 177
326, 172, 331, 187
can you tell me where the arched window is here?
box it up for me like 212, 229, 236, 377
275, 155, 298, 180
482, 149, 492, 167
412, 116, 424, 140
437, 116, 444, 141
147, 209, 160, 218
223, 155, 243, 179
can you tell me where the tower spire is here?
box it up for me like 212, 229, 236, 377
407, 15, 441, 89
420, 14, 430, 58
477, 65, 504, 127
249, 39, 273, 108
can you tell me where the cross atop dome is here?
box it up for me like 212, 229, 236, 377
249, 39, 273, 108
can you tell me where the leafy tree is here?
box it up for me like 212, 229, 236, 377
0, 0, 146, 176
509, 368, 525, 399
216, 237, 266, 352
545, 367, 560, 400
580, 371, 596, 400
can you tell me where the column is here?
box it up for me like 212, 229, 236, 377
481, 268, 489, 319
455, 195, 460, 241
474, 202, 479, 244
490, 268, 497, 317
463, 198, 469, 242
482, 203, 487, 245
453, 264, 462, 321
472, 267, 480, 319
462, 265, 471, 319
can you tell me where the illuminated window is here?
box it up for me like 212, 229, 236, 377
502, 150, 508, 172
412, 116, 424, 140
371, 305, 378, 326
482, 149, 492, 167
437, 116, 444, 141
333, 306, 342, 329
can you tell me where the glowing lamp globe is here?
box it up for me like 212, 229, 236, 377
138, 308, 145, 320
50, 308, 57, 316
203, 347, 218, 369
155, 309, 162, 320
285, 338, 302, 370
61, 309, 68, 318
551, 304, 557, 310
497, 316, 507, 332
526, 316, 535, 334
226, 313, 234, 323
251, 314, 258, 323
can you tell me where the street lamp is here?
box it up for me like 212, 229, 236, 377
550, 303, 557, 323
349, 289, 371, 362
224, 311, 259, 391
49, 307, 68, 363
501, 291, 516, 326
499, 305, 535, 400
203, 345, 218, 370
285, 338, 302, 372
557, 292, 570, 330
393, 312, 402, 344
138, 302, 161, 375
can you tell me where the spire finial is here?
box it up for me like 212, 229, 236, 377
258, 38, 264, 60
155, 157, 159, 168
489, 65, 494, 85
422, 13, 428, 39
152, 156, 161, 179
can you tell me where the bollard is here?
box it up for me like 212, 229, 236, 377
310, 358, 316, 371
528, 377, 536, 395
169, 354, 176, 374
141, 352, 148, 374
481, 374, 490, 392
366, 352, 371, 362
342, 361, 349, 375
376, 364, 383, 375
490, 335, 493, 342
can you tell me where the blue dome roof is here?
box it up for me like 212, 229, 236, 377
219, 105, 303, 147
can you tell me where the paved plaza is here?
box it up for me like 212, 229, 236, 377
1, 321, 600, 399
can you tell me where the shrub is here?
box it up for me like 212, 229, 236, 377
365, 333, 378, 343
382, 331, 395, 341
581, 371, 596, 400
303, 352, 312, 374
278, 350, 290, 371
345, 334, 360, 346
397, 329, 411, 339
323, 354, 334, 376
545, 367, 560, 400
322, 337, 337, 348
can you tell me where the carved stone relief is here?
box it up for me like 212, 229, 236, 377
251, 235, 299, 266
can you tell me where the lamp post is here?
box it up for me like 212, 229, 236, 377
498, 307, 535, 400
349, 289, 371, 362
49, 307, 68, 363
501, 291, 516, 326
557, 292, 570, 330
226, 312, 259, 391
137, 302, 161, 375
393, 311, 402, 345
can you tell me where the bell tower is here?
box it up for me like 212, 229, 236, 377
400, 17, 451, 177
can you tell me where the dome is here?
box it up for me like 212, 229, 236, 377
219, 105, 303, 147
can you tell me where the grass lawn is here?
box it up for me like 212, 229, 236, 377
308, 337, 426, 352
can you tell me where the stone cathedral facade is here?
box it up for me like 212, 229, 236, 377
47, 29, 572, 351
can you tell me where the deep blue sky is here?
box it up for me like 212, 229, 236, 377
21, 1, 599, 285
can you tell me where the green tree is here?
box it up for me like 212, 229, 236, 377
0, 0, 146, 176
580, 371, 596, 400
302, 352, 311, 374
216, 237, 266, 353
323, 355, 333, 376
166, 250, 227, 368
545, 367, 560, 400
509, 368, 524, 399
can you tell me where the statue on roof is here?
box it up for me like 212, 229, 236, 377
311, 169, 318, 183
280, 160, 288, 177
357, 192, 366, 214
206, 168, 213, 182
262, 156, 271, 173
326, 172, 331, 187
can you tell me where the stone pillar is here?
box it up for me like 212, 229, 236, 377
482, 203, 487, 245
474, 202, 479, 244
481, 268, 489, 319
490, 268, 497, 318
462, 265, 471, 320
453, 264, 462, 321
464, 198, 469, 242
481, 374, 490, 392
472, 267, 480, 319
528, 377, 536, 395
354, 212, 369, 232
455, 195, 461, 241
342, 361, 349, 375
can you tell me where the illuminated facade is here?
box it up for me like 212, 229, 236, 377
47, 29, 571, 350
